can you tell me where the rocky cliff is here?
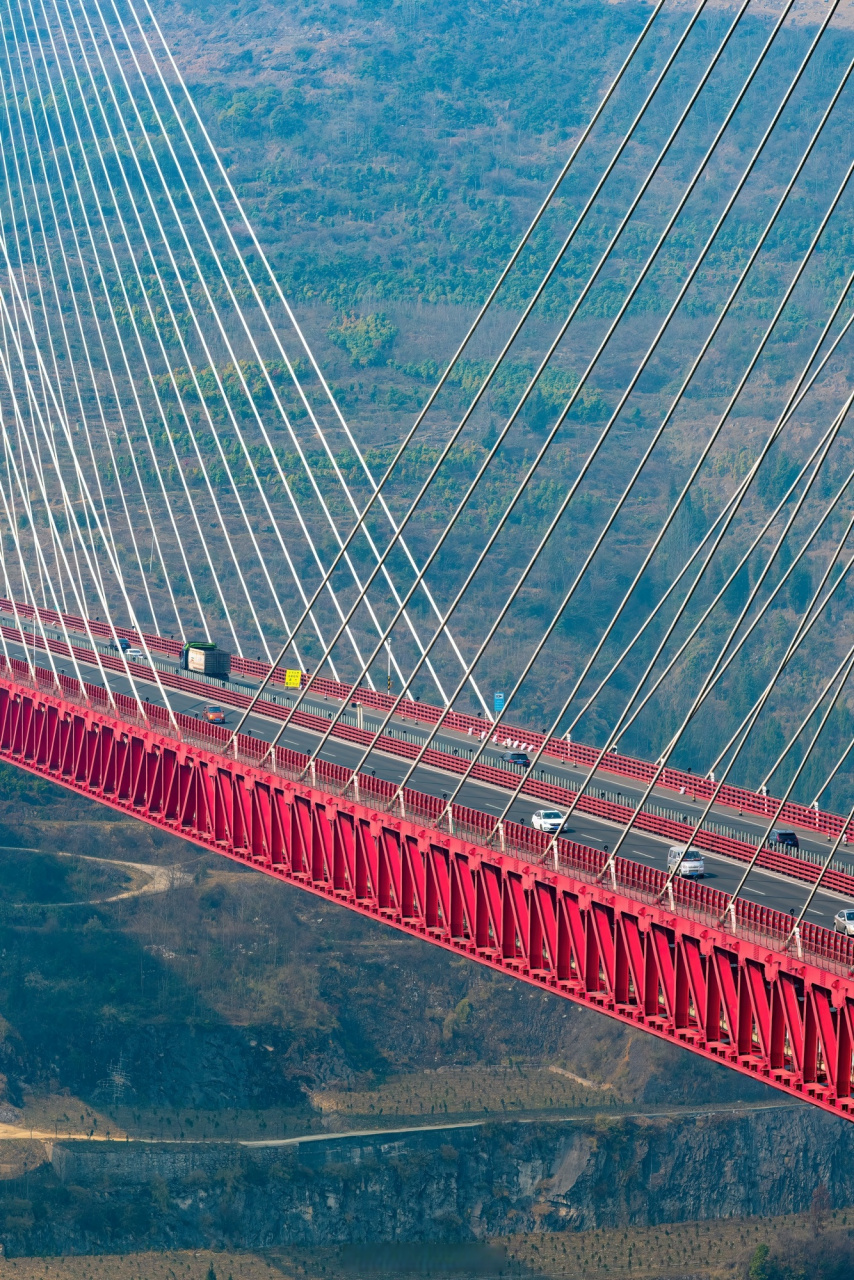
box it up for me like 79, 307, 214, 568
1, 1102, 850, 1256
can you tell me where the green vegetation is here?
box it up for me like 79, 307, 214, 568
0, 1251, 269, 1278
0, 848, 129, 907
6, 0, 854, 809
311, 1063, 611, 1118
329, 312, 398, 366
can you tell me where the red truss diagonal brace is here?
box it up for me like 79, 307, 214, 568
0, 675, 853, 1119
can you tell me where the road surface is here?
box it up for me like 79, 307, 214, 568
7, 629, 851, 927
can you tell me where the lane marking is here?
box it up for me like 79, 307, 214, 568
17, 641, 854, 910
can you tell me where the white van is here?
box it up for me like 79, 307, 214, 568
667, 845, 705, 879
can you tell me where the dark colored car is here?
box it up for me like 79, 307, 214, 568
109, 636, 132, 652
772, 829, 799, 850
501, 751, 531, 767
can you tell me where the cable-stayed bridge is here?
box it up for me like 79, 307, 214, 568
3, 0, 854, 1118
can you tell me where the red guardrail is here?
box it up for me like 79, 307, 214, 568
7, 651, 854, 981
4, 598, 853, 858
6, 621, 854, 907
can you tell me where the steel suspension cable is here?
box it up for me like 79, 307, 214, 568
651, 418, 854, 898
786, 796, 854, 947
593, 388, 852, 767
654, 594, 854, 909
0, 119, 85, 619
470, 386, 852, 842
810, 736, 854, 807
124, 0, 670, 713
250, 0, 783, 762
0, 19, 165, 635
767, 669, 854, 800
80, 0, 457, 704
0, 450, 34, 679
633, 535, 854, 907
57, 0, 410, 685
3, 5, 218, 648
215, 0, 724, 738
591, 382, 854, 891
0, 228, 182, 725
45, 0, 400, 683
0, 458, 71, 688
445, 380, 849, 835
695, 455, 854, 780
560, 266, 854, 743
758, 597, 854, 793
0, 239, 113, 666
0, 393, 82, 689
339, 0, 833, 798
483, 37, 854, 845
721, 632, 854, 927
0, 325, 113, 700
25, 1, 283, 667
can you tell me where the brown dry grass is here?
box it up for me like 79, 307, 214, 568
311, 1064, 612, 1119
6, 1097, 319, 1146
9, 1100, 119, 1143
503, 1209, 854, 1278
0, 1210, 850, 1280
0, 1254, 284, 1280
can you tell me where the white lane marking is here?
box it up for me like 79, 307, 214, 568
31, 642, 854, 909
744, 888, 765, 895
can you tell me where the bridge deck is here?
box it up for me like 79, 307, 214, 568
3, 602, 854, 924
0, 655, 852, 1121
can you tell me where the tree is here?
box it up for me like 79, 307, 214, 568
748, 1242, 769, 1280
810, 1183, 831, 1236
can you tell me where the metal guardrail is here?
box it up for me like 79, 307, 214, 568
4, 653, 854, 980
9, 630, 854, 901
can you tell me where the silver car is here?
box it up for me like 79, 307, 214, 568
667, 845, 705, 879
834, 908, 854, 936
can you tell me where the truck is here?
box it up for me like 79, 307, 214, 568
180, 641, 230, 678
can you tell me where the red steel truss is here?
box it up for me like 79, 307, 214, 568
1, 666, 853, 1120
3, 612, 854, 899
4, 595, 852, 849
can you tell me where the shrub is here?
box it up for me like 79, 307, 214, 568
328, 313, 397, 366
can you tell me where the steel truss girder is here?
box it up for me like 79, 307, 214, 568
0, 677, 852, 1119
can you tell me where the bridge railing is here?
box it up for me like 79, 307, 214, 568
7, 621, 854, 894
4, 595, 851, 851
5, 652, 854, 980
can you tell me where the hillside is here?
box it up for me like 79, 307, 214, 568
0, 0, 853, 1270
129, 0, 854, 806
1, 0, 852, 803
0, 765, 771, 1138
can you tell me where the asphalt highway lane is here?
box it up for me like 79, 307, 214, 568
8, 632, 853, 925
33, 626, 849, 861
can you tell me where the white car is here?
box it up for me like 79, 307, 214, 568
532, 809, 566, 834
667, 845, 705, 879
834, 908, 854, 936
124, 647, 144, 662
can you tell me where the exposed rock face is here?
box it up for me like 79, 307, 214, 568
2, 1103, 850, 1255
